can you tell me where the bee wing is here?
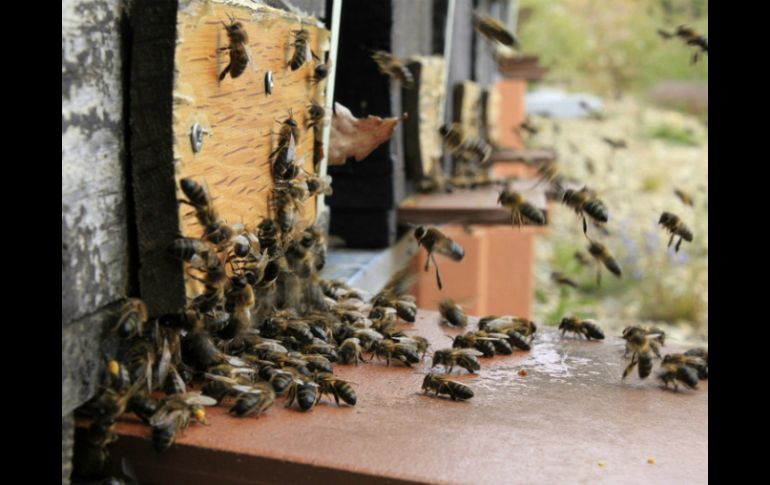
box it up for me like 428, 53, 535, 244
204, 373, 238, 384
157, 338, 172, 387
149, 407, 184, 428
245, 44, 258, 72
169, 366, 187, 394
225, 355, 248, 367
183, 392, 219, 406
433, 236, 465, 261
452, 348, 484, 357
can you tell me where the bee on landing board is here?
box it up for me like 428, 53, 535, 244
219, 15, 250, 81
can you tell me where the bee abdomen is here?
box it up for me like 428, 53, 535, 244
583, 199, 608, 223
333, 381, 357, 406
297, 383, 318, 411
676, 365, 699, 388
603, 257, 622, 277
180, 178, 209, 206
491, 338, 513, 355
447, 241, 465, 261
475, 340, 496, 357
458, 354, 481, 373
639, 354, 653, 379
521, 203, 546, 225
152, 424, 176, 453
506, 330, 531, 351
446, 381, 474, 401
584, 322, 605, 340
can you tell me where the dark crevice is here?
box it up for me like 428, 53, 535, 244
120, 4, 140, 298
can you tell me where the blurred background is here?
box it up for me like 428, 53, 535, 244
517, 0, 707, 344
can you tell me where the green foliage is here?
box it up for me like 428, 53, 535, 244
518, 0, 708, 97
647, 124, 700, 146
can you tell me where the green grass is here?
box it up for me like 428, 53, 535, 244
647, 124, 700, 146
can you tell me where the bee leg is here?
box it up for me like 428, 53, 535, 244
675, 237, 683, 252
582, 216, 588, 235
430, 254, 443, 290
622, 355, 638, 379
424, 251, 432, 272
219, 62, 232, 81
516, 211, 523, 231
668, 234, 675, 248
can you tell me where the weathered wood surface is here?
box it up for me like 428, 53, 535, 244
62, 0, 129, 326
130, 0, 328, 314
403, 56, 446, 180
452, 81, 483, 140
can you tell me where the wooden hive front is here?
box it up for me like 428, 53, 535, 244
130, 0, 330, 314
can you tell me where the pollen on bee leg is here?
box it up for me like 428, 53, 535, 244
108, 360, 120, 376
194, 408, 207, 423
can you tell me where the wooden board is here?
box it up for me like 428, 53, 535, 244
129, 0, 329, 314
402, 56, 446, 180
104, 311, 708, 485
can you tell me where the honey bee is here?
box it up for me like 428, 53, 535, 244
371, 50, 414, 88
472, 10, 518, 47
312, 57, 333, 84
621, 333, 658, 380
414, 226, 465, 290
476, 316, 536, 351
439, 298, 467, 327
561, 187, 609, 236
673, 25, 708, 63
149, 392, 217, 452
179, 178, 220, 230
662, 353, 708, 380
517, 118, 539, 136
684, 347, 708, 365
306, 100, 326, 130
587, 240, 622, 286
422, 373, 474, 401
673, 188, 694, 207
453, 330, 512, 356
112, 298, 149, 339
285, 376, 320, 411
558, 317, 605, 340
288, 28, 312, 71
229, 382, 276, 417
439, 124, 464, 153
658, 212, 693, 252
601, 137, 627, 150
621, 326, 665, 357
370, 338, 420, 367
128, 393, 160, 424
658, 361, 699, 391
551, 271, 578, 288
168, 238, 210, 270
315, 373, 357, 406
431, 348, 483, 374
219, 16, 250, 81
498, 188, 545, 228
305, 173, 333, 197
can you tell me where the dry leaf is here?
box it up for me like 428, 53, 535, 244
328, 102, 404, 166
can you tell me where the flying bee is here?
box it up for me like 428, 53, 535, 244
587, 240, 622, 286
601, 137, 627, 150
306, 100, 326, 130
674, 25, 707, 63
112, 298, 148, 339
559, 317, 605, 340
422, 373, 474, 401
657, 28, 674, 40
432, 348, 483, 374
439, 124, 464, 154
674, 188, 694, 207
219, 15, 250, 81
621, 326, 665, 357
518, 118, 539, 136
315, 373, 357, 406
659, 212, 693, 252
288, 28, 311, 71
498, 188, 545, 228
459, 137, 493, 166
472, 10, 518, 47
149, 392, 217, 452
551, 271, 578, 289
662, 353, 708, 380
561, 187, 609, 236
658, 361, 699, 391
371, 50, 414, 88
414, 226, 465, 290
622, 333, 657, 380
439, 298, 467, 327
